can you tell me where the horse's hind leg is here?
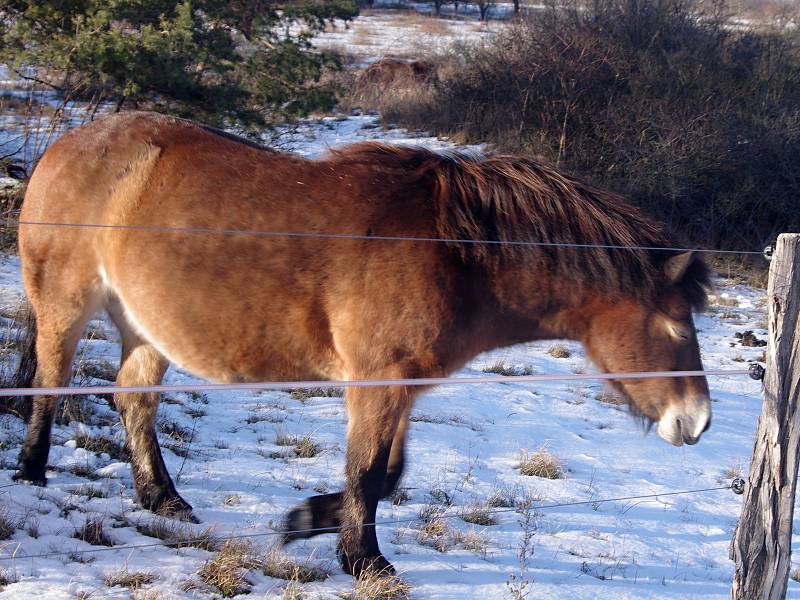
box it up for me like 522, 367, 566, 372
16, 297, 99, 484
109, 304, 190, 516
282, 406, 410, 546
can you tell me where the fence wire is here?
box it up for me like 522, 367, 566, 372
0, 369, 754, 398
9, 219, 766, 255
0, 482, 739, 563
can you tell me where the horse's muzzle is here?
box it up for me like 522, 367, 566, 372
656, 397, 712, 446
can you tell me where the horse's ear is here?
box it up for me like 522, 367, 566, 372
664, 251, 695, 283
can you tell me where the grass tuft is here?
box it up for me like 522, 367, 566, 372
103, 569, 155, 589
74, 433, 126, 460
547, 345, 571, 359
136, 518, 219, 551
344, 569, 411, 599
262, 546, 330, 583
0, 507, 18, 540
199, 540, 261, 597
518, 448, 564, 479
482, 360, 534, 376
460, 502, 497, 526
74, 517, 113, 547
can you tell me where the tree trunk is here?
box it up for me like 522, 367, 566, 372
730, 233, 800, 600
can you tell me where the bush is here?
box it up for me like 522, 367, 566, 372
390, 0, 800, 250
0, 1, 358, 133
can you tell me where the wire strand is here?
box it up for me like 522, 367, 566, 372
10, 220, 764, 255
0, 369, 752, 398
0, 483, 735, 563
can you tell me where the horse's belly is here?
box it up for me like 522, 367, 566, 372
105, 268, 343, 385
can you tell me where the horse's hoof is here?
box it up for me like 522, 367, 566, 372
281, 501, 314, 545
337, 545, 395, 578
12, 466, 47, 487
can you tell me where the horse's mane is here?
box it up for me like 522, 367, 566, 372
330, 142, 709, 308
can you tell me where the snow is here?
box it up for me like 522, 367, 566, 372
0, 117, 786, 598
0, 7, 790, 597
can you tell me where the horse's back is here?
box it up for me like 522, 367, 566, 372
17, 112, 459, 384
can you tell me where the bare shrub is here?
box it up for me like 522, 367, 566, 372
518, 448, 564, 479
388, 0, 800, 251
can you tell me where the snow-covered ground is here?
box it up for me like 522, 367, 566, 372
0, 114, 784, 599
314, 9, 503, 65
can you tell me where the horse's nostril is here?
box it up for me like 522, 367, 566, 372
702, 417, 711, 433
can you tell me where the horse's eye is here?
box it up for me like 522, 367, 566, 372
665, 322, 691, 341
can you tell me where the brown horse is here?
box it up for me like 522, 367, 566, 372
15, 111, 710, 577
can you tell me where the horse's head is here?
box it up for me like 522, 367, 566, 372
581, 252, 710, 446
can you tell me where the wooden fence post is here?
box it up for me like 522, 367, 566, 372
731, 233, 800, 600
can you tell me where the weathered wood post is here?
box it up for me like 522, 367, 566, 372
731, 233, 800, 600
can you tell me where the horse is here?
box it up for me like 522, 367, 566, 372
14, 111, 711, 577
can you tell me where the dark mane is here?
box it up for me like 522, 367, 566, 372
331, 142, 709, 308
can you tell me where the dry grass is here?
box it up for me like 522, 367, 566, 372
103, 569, 155, 589
282, 583, 305, 600
262, 546, 330, 583
74, 518, 113, 547
0, 507, 18, 540
712, 296, 739, 307
274, 431, 320, 458
136, 518, 219, 551
482, 360, 534, 376
460, 502, 497, 526
290, 387, 343, 401
487, 486, 518, 508
275, 430, 297, 447
417, 504, 450, 553
68, 462, 99, 480
390, 487, 411, 506
722, 462, 743, 481
78, 359, 118, 382
73, 433, 126, 460
68, 484, 108, 499
547, 345, 571, 359
344, 569, 411, 600
294, 435, 320, 459
518, 448, 564, 479
595, 391, 625, 405
199, 540, 261, 597
452, 528, 490, 557
0, 569, 17, 588
158, 420, 193, 443
416, 18, 450, 36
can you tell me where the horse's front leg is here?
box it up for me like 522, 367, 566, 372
337, 385, 408, 577
282, 405, 411, 546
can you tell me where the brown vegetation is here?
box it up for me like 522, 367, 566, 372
385, 0, 800, 251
